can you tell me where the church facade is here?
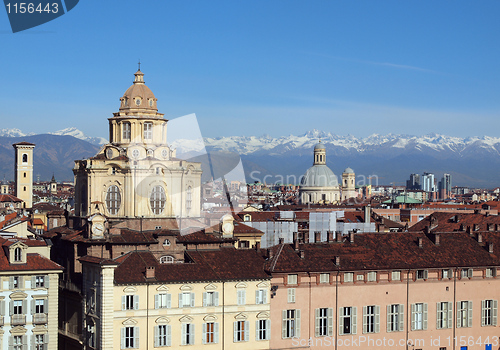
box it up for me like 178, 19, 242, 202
73, 69, 202, 232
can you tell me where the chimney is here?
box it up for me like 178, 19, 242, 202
364, 205, 371, 223
303, 231, 309, 244
349, 231, 354, 243
434, 233, 440, 246
336, 231, 342, 243
496, 224, 499, 231
424, 226, 429, 234
255, 242, 260, 252
299, 250, 305, 259
474, 224, 479, 231
279, 237, 284, 244
459, 224, 465, 231
487, 223, 493, 231
293, 232, 299, 251
477, 233, 483, 244
315, 231, 321, 243
466, 226, 472, 235
488, 242, 494, 254
327, 231, 334, 243
269, 249, 274, 259
335, 256, 340, 266
145, 266, 155, 279
417, 237, 423, 248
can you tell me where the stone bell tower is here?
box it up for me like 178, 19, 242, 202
13, 141, 35, 208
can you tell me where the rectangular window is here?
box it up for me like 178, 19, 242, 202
12, 335, 24, 350
203, 322, 219, 344
154, 293, 171, 309
363, 305, 380, 333
437, 302, 453, 329
287, 288, 295, 303
13, 300, 22, 314
356, 274, 364, 281
154, 324, 171, 347
256, 319, 270, 341
457, 301, 473, 328
11, 276, 22, 289
181, 323, 194, 346
122, 295, 138, 310
282, 309, 300, 339
481, 299, 498, 326
179, 292, 194, 308
344, 272, 353, 282
255, 290, 266, 305
237, 290, 246, 306
411, 303, 428, 330
339, 306, 357, 335
287, 274, 298, 285
315, 308, 333, 337
461, 268, 473, 279
122, 122, 131, 140
367, 272, 377, 282
486, 268, 496, 278
319, 273, 329, 284
203, 291, 219, 307
121, 326, 138, 349
144, 122, 152, 140
387, 304, 404, 332
233, 320, 249, 342
35, 299, 45, 314
391, 271, 401, 281
416, 270, 428, 280
34, 276, 45, 288
34, 334, 46, 350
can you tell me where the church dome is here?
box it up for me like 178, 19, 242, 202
119, 70, 158, 111
301, 165, 338, 187
314, 141, 325, 150
343, 167, 354, 174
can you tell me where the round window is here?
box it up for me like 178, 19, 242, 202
132, 149, 140, 158
135, 98, 141, 106
161, 149, 168, 159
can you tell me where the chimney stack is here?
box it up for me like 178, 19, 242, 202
335, 256, 340, 266
349, 231, 355, 243
327, 231, 334, 243
488, 242, 494, 254
299, 250, 305, 259
364, 205, 371, 223
255, 242, 260, 252
336, 231, 342, 243
303, 231, 309, 244
417, 237, 423, 248
279, 237, 284, 244
315, 231, 321, 243
474, 224, 479, 231
478, 233, 483, 244
434, 233, 440, 246
293, 232, 299, 251
145, 266, 155, 279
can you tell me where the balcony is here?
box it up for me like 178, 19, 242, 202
11, 314, 26, 325
33, 313, 48, 324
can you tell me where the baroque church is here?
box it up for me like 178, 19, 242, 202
73, 69, 202, 235
299, 141, 356, 204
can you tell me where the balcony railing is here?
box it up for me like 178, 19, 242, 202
11, 314, 26, 325
33, 313, 48, 324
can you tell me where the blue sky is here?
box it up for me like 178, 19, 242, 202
1, 0, 499, 139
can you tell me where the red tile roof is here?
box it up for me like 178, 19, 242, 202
0, 194, 22, 203
0, 237, 62, 272
176, 231, 235, 244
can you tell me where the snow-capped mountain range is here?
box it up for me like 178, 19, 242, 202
0, 127, 108, 145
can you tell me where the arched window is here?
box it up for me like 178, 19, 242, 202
105, 185, 121, 215
14, 247, 22, 262
150, 186, 166, 214
22, 154, 28, 163
159, 255, 174, 264
186, 186, 192, 212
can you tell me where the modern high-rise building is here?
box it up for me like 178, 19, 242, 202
421, 172, 435, 192
438, 173, 452, 199
406, 173, 420, 190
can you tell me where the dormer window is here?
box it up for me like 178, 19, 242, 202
159, 256, 174, 264
135, 98, 141, 106
14, 247, 22, 262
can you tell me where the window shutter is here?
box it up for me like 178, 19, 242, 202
244, 320, 249, 341
190, 293, 195, 307
214, 292, 219, 306
31, 299, 35, 314
255, 320, 260, 341
456, 302, 461, 328
234, 321, 238, 342
22, 300, 27, 314
19, 277, 23, 287
31, 276, 36, 288
468, 268, 473, 278
179, 293, 183, 308
154, 295, 159, 309
266, 319, 271, 340
295, 309, 301, 338
214, 322, 219, 343
410, 304, 415, 331
339, 307, 344, 335
9, 276, 13, 290
167, 294, 171, 309
166, 325, 172, 346
203, 292, 207, 307
9, 301, 13, 316
327, 308, 333, 336
386, 305, 390, 332
22, 336, 27, 350
314, 308, 320, 337
121, 328, 125, 349
181, 324, 187, 346
423, 303, 428, 330
44, 299, 48, 313
202, 323, 207, 344
45, 335, 49, 345
447, 302, 453, 329
8, 336, 12, 350
398, 304, 404, 331
133, 326, 139, 348
436, 302, 441, 329
375, 305, 380, 333
362, 306, 367, 334
31, 335, 34, 350
281, 310, 287, 339
134, 296, 139, 310
45, 276, 49, 288
154, 325, 159, 347
352, 306, 357, 334
0, 300, 4, 316
121, 296, 126, 310
482, 300, 486, 326
467, 301, 473, 327
255, 291, 259, 305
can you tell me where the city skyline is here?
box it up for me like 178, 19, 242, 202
1, 1, 499, 139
